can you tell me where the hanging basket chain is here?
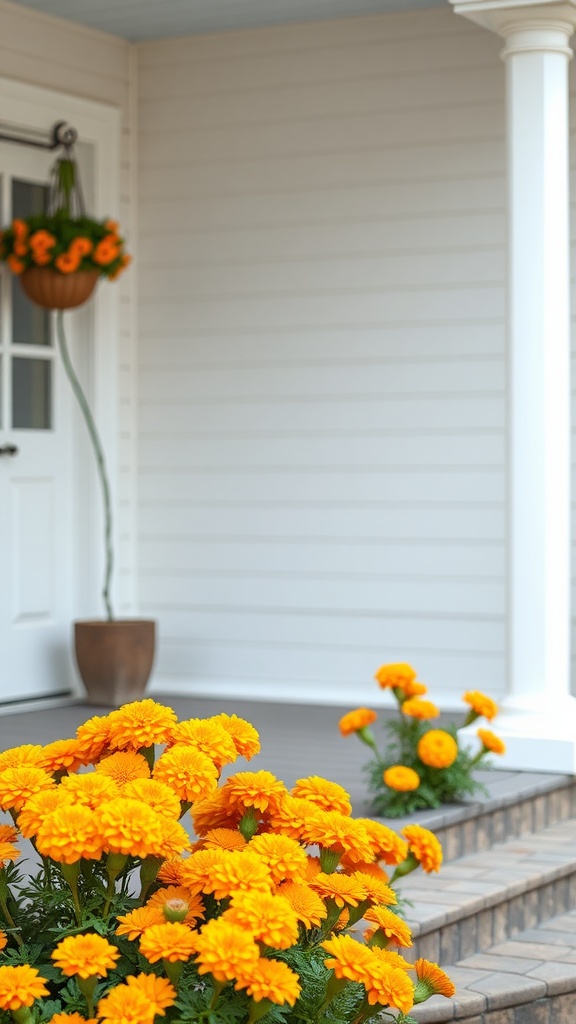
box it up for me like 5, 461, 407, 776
56, 310, 114, 621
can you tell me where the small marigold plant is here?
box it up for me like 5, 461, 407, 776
340, 664, 505, 817
0, 699, 454, 1024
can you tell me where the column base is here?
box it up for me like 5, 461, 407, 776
460, 695, 576, 773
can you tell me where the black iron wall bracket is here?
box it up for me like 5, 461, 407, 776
0, 120, 77, 151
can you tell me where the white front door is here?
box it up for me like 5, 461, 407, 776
0, 142, 75, 702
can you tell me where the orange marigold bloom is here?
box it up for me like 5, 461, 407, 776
180, 848, 230, 895
52, 934, 120, 979
153, 744, 219, 803
0, 931, 6, 951
157, 856, 186, 886
0, 745, 43, 772
358, 819, 408, 866
413, 958, 455, 1000
302, 810, 374, 864
31, 247, 52, 266
139, 921, 197, 964
463, 690, 498, 721
374, 663, 417, 691
364, 963, 415, 1011
267, 795, 318, 842
107, 699, 177, 752
146, 885, 205, 926
0, 965, 48, 1010
93, 237, 120, 266
339, 708, 377, 737
55, 250, 81, 274
12, 219, 28, 237
383, 766, 421, 793
125, 974, 177, 1016
95, 751, 150, 786
0, 765, 55, 812
7, 255, 24, 274
0, 825, 17, 845
371, 948, 412, 970
234, 958, 301, 1005
208, 713, 261, 759
322, 934, 378, 985
38, 739, 83, 775
201, 828, 247, 852
59, 772, 120, 810
121, 777, 181, 819
278, 881, 328, 929
18, 789, 67, 839
75, 714, 112, 764
224, 891, 299, 949
402, 825, 443, 873
208, 849, 274, 900
35, 804, 104, 864
363, 907, 413, 948
0, 842, 19, 868
193, 918, 259, 982
417, 730, 458, 769
96, 798, 165, 858
291, 775, 352, 816
222, 771, 288, 815
115, 906, 165, 940
248, 833, 309, 884
309, 871, 367, 908
97, 984, 153, 1024
169, 718, 238, 769
478, 729, 506, 755
68, 236, 93, 257
401, 698, 440, 721
351, 872, 397, 906
402, 680, 428, 698
191, 789, 242, 835
47, 1013, 97, 1024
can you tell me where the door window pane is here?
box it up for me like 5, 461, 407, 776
12, 357, 52, 429
11, 179, 51, 347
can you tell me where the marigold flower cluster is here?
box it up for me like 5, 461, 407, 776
0, 212, 130, 280
340, 662, 506, 816
0, 698, 454, 1024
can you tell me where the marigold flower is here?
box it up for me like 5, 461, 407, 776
267, 795, 318, 841
363, 907, 413, 948
31, 246, 52, 266
0, 825, 18, 844
291, 775, 352, 816
224, 890, 299, 949
383, 766, 421, 793
68, 236, 93, 257
463, 690, 498, 721
192, 789, 243, 835
309, 871, 367, 908
35, 804, 104, 864
413, 958, 455, 1000
351, 872, 397, 906
358, 819, 408, 865
153, 744, 219, 802
18, 789, 67, 838
93, 235, 120, 265
278, 881, 328, 929
402, 825, 443, 873
222, 770, 287, 814
401, 698, 440, 720
0, 764, 55, 812
0, 841, 20, 867
248, 833, 309, 884
29, 230, 56, 250
402, 680, 428, 698
59, 772, 120, 809
371, 948, 412, 970
38, 739, 83, 775
364, 963, 415, 1011
75, 714, 112, 763
234, 957, 301, 1005
417, 729, 458, 769
302, 810, 374, 864
96, 798, 165, 858
0, 932, 7, 952
6, 255, 24, 274
322, 934, 378, 984
147, 885, 205, 926
116, 905, 165, 939
0, 744, 44, 772
48, 1013, 97, 1024
52, 934, 120, 979
97, 984, 153, 1024
478, 728, 506, 755
374, 663, 417, 691
0, 965, 49, 1010
193, 918, 259, 982
107, 699, 177, 752
95, 751, 150, 786
208, 849, 274, 900
12, 219, 28, 237
209, 713, 261, 759
119, 778, 179, 819
169, 718, 238, 769
201, 828, 247, 852
139, 921, 197, 964
339, 708, 378, 737
157, 856, 186, 885
180, 848, 230, 894
125, 974, 177, 1015
55, 250, 81, 274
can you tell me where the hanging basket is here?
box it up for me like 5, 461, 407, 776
20, 267, 99, 310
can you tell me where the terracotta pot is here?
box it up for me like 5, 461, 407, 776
74, 620, 156, 707
20, 267, 99, 310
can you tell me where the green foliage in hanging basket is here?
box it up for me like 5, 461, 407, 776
0, 209, 130, 280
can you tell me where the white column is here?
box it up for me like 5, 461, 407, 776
450, 1, 576, 770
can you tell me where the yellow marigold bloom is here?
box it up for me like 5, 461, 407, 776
401, 698, 440, 721
402, 825, 443, 873
478, 729, 506, 755
193, 918, 259, 982
0, 932, 7, 951
339, 708, 378, 737
302, 810, 374, 864
59, 772, 120, 809
463, 690, 498, 721
278, 881, 328, 929
0, 965, 49, 1010
374, 663, 417, 691
0, 765, 55, 812
180, 848, 230, 894
322, 934, 378, 984
267, 795, 318, 842
234, 958, 301, 1005
340, 857, 389, 880
364, 963, 415, 1011
0, 744, 43, 772
107, 699, 177, 752
75, 714, 112, 764
153, 745, 219, 803
291, 776, 352, 816
222, 771, 288, 814
413, 958, 455, 1000
201, 828, 247, 852
121, 778, 181, 819
35, 804, 104, 864
209, 849, 274, 900
156, 817, 191, 858
357, 819, 409, 866
18, 790, 67, 839
383, 766, 421, 793
371, 948, 413, 970
209, 713, 261, 760
96, 798, 165, 858
52, 934, 120, 979
363, 907, 413, 948
417, 730, 458, 769
48, 1013, 97, 1024
0, 826, 17, 844
125, 974, 177, 1015
304, 855, 322, 880
0, 842, 20, 867
169, 719, 238, 769
310, 871, 367, 908
38, 739, 83, 775
224, 891, 299, 949
147, 885, 205, 926
97, 984, 153, 1024
115, 906, 165, 940
248, 833, 309, 884
95, 751, 150, 786
351, 872, 397, 906
403, 680, 428, 698
139, 921, 197, 964
192, 789, 242, 835
157, 856, 185, 886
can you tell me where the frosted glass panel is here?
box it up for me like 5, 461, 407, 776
11, 179, 51, 347
12, 357, 52, 430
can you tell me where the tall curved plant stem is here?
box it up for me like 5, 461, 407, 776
56, 309, 114, 621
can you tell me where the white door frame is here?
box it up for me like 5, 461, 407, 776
0, 76, 122, 697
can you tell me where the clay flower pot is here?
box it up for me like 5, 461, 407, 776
74, 619, 156, 707
20, 267, 99, 310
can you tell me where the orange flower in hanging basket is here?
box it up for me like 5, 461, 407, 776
20, 267, 100, 310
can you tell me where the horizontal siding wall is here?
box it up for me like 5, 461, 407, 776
0, 0, 137, 614
137, 7, 507, 706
